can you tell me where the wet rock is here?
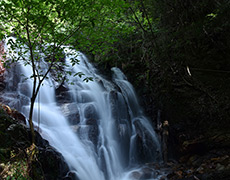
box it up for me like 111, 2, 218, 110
56, 83, 68, 93
56, 84, 72, 103
78, 125, 99, 146
109, 91, 129, 125
88, 125, 99, 146
11, 109, 26, 124
37, 146, 69, 180
84, 104, 98, 121
0, 108, 29, 160
140, 167, 154, 180
0, 107, 70, 179
85, 118, 97, 125
109, 90, 118, 118
60, 103, 80, 125
130, 171, 142, 179
77, 91, 92, 103
133, 119, 158, 163
0, 81, 5, 91
97, 79, 107, 91
63, 171, 80, 180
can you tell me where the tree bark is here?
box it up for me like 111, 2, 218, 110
28, 96, 36, 144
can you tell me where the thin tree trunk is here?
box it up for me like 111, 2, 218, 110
26, 10, 37, 145
28, 96, 36, 144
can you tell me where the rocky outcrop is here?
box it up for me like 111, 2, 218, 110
0, 104, 26, 124
83, 104, 99, 146
36, 145, 70, 180
56, 84, 72, 103
0, 106, 71, 180
60, 103, 80, 125
84, 104, 98, 122
133, 119, 159, 163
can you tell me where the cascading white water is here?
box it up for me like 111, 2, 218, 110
3, 39, 162, 180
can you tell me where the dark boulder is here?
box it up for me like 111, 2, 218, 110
0, 81, 5, 91
56, 84, 72, 103
85, 118, 97, 125
37, 146, 69, 180
77, 125, 99, 147
88, 125, 99, 146
0, 106, 70, 180
11, 109, 26, 124
133, 119, 159, 163
84, 104, 98, 123
63, 171, 80, 180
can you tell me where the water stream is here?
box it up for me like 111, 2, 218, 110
3, 39, 162, 180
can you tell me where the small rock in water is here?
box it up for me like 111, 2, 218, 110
130, 171, 142, 179
140, 167, 154, 179
63, 171, 79, 180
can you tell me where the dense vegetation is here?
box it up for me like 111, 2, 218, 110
0, 0, 230, 179
95, 0, 230, 132
0, 0, 132, 144
95, 1, 230, 177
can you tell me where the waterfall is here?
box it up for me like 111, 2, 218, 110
2, 39, 162, 180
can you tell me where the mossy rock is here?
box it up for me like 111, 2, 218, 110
0, 107, 70, 179
0, 107, 31, 163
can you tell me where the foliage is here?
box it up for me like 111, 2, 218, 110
96, 0, 230, 132
141, 0, 230, 129
2, 160, 31, 180
0, 0, 134, 144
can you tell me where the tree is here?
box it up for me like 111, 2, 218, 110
0, 0, 132, 145
0, 0, 80, 144
102, 0, 230, 131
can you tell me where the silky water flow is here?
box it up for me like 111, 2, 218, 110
3, 41, 162, 180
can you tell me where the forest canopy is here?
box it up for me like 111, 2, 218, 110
0, 1, 230, 179
0, 0, 229, 135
